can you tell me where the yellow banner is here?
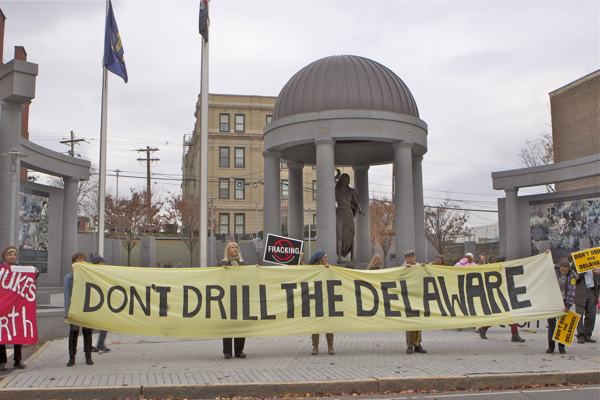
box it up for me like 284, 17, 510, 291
65, 252, 565, 338
553, 311, 581, 346
571, 247, 600, 273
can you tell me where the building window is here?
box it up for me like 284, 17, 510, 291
219, 147, 230, 168
266, 115, 273, 124
234, 147, 245, 168
220, 114, 230, 132
234, 213, 245, 235
312, 180, 317, 200
281, 162, 287, 169
219, 213, 230, 235
234, 179, 245, 199
219, 178, 229, 199
313, 214, 317, 227
235, 114, 245, 132
281, 179, 289, 199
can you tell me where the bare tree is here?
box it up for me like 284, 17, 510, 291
518, 133, 555, 193
369, 198, 395, 268
165, 193, 220, 267
424, 197, 469, 255
105, 189, 164, 266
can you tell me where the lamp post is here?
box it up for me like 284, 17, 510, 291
1, 149, 29, 246
307, 205, 312, 259
209, 196, 215, 266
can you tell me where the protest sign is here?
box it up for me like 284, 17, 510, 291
263, 234, 303, 265
0, 265, 38, 345
552, 311, 580, 346
65, 252, 565, 338
571, 247, 600, 273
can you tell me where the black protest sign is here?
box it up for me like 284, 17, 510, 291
263, 234, 303, 265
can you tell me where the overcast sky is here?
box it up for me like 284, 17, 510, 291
3, 0, 599, 231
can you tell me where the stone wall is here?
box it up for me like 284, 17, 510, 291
442, 242, 500, 264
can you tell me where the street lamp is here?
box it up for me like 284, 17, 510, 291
0, 148, 29, 246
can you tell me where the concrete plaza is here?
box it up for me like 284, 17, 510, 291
0, 321, 598, 399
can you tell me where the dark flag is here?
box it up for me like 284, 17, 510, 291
199, 0, 209, 42
104, 0, 128, 83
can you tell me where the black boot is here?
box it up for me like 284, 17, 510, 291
67, 329, 78, 367
13, 345, 25, 369
82, 328, 94, 365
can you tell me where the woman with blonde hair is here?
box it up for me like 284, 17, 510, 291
367, 254, 383, 270
220, 242, 247, 359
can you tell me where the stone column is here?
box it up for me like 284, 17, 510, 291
315, 138, 336, 262
0, 60, 38, 251
61, 177, 79, 278
262, 150, 282, 237
353, 164, 370, 264
287, 162, 304, 241
505, 188, 520, 260
0, 101, 25, 248
393, 142, 415, 266
412, 155, 426, 261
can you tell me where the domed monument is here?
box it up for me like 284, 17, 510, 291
263, 55, 428, 266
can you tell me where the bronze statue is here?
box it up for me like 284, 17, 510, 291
335, 171, 362, 263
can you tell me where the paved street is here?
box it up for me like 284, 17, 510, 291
0, 322, 598, 397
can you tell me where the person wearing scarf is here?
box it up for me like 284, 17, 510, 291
306, 250, 335, 355
1, 246, 27, 370
220, 242, 248, 359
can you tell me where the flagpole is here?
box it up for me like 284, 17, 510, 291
98, 0, 110, 257
198, 37, 209, 267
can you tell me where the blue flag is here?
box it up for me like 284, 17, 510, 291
199, 0, 209, 42
104, 0, 128, 83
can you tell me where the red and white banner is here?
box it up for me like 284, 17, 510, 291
0, 265, 38, 345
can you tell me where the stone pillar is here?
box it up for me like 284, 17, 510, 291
0, 60, 38, 249
0, 102, 25, 248
353, 164, 370, 264
61, 178, 79, 278
505, 188, 520, 260
412, 155, 426, 262
263, 150, 282, 237
140, 237, 156, 267
287, 162, 304, 241
315, 138, 336, 262
393, 142, 415, 266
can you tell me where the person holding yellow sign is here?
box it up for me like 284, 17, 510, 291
546, 259, 577, 354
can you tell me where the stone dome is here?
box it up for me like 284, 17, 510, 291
273, 55, 419, 120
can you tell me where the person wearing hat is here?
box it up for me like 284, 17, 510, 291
0, 246, 27, 370
454, 253, 476, 266
546, 259, 577, 354
306, 250, 335, 355
402, 250, 427, 354
64, 252, 95, 366
90, 255, 111, 353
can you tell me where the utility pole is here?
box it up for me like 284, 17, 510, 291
135, 146, 160, 208
60, 131, 86, 157
115, 169, 121, 200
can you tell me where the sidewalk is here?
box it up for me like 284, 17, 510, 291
0, 323, 598, 400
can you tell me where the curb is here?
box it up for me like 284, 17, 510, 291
0, 370, 598, 400
0, 341, 55, 389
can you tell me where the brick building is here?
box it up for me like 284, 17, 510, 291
182, 93, 353, 239
550, 70, 600, 191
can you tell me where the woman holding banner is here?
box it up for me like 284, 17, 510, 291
0, 246, 27, 370
64, 252, 95, 367
220, 242, 250, 359
547, 259, 576, 354
307, 250, 335, 355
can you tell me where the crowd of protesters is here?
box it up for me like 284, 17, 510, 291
1, 243, 598, 370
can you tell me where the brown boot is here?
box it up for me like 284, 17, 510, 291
311, 334, 319, 355
326, 333, 335, 355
